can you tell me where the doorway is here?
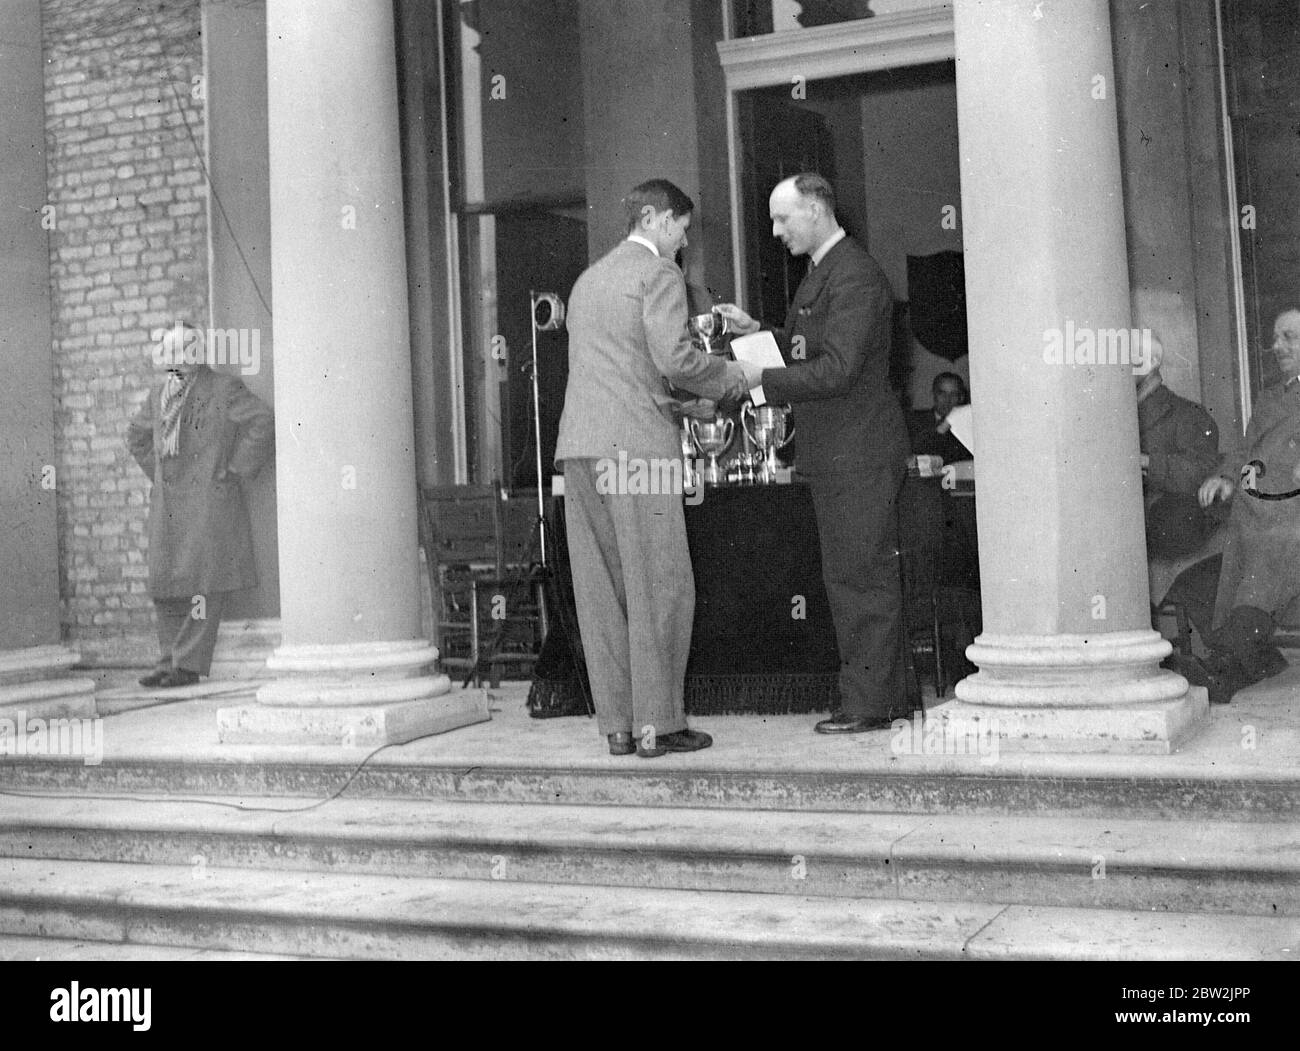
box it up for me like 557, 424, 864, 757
734, 60, 965, 408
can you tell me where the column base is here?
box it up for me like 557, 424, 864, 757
217, 639, 488, 745
216, 689, 490, 747
210, 618, 282, 680
0, 645, 96, 720
946, 630, 1209, 753
930, 687, 1209, 755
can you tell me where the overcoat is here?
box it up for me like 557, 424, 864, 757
1137, 383, 1220, 506
127, 366, 274, 598
1212, 379, 1300, 625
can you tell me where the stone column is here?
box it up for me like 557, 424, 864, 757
0, 0, 95, 722
938, 0, 1205, 752
217, 0, 485, 745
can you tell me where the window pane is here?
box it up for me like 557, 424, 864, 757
448, 0, 587, 485
731, 0, 876, 37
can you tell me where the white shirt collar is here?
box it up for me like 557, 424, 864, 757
810, 227, 846, 267
626, 234, 659, 257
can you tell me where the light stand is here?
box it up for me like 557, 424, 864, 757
530, 291, 565, 568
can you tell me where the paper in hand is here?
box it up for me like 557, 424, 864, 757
729, 331, 786, 406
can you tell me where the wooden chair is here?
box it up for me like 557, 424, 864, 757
418, 483, 547, 687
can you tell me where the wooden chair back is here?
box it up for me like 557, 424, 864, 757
420, 483, 504, 578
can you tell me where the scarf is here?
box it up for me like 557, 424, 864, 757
158, 370, 197, 458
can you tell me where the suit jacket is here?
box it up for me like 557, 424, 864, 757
555, 240, 743, 464
127, 366, 274, 598
761, 236, 908, 477
1137, 383, 1219, 503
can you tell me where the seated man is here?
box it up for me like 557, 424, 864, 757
907, 371, 972, 464
901, 371, 978, 590
1136, 334, 1220, 561
1184, 308, 1300, 699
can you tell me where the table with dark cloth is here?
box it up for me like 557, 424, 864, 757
527, 482, 842, 716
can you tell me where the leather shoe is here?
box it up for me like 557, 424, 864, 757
157, 668, 200, 689
814, 711, 895, 734
637, 728, 713, 758
607, 732, 635, 756
138, 667, 171, 687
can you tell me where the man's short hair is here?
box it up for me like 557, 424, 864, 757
933, 371, 967, 393
623, 179, 694, 233
791, 172, 836, 216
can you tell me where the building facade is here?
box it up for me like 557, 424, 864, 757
1, 0, 1294, 749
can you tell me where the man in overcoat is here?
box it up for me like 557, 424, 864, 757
127, 323, 274, 688
1192, 308, 1300, 694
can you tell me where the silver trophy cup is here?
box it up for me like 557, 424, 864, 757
741, 402, 796, 483
688, 309, 730, 354
690, 416, 735, 487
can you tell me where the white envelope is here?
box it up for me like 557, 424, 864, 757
729, 331, 786, 406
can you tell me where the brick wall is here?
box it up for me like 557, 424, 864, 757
42, 0, 209, 661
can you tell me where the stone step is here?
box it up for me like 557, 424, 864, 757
2, 796, 1296, 916
2, 753, 1296, 821
0, 934, 318, 961
0, 857, 1293, 960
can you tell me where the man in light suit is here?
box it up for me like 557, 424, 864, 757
555, 180, 763, 758
127, 322, 274, 688
719, 173, 910, 734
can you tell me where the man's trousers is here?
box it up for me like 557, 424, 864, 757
153, 591, 228, 676
562, 459, 693, 739
806, 466, 907, 720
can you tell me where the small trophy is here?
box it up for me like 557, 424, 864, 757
680, 420, 699, 490
690, 415, 735, 487
741, 402, 796, 484
688, 309, 730, 354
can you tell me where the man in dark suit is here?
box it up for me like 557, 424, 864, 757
127, 322, 274, 688
718, 173, 910, 733
555, 180, 762, 758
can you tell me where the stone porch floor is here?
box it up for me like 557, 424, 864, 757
66, 664, 1300, 782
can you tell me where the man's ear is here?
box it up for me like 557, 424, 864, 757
639, 204, 657, 230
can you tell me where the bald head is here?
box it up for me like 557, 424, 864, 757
769, 173, 840, 258
1273, 309, 1300, 377
153, 321, 206, 374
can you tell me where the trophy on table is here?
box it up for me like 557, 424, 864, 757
741, 402, 796, 484
680, 419, 700, 490
688, 309, 730, 354
690, 415, 735, 487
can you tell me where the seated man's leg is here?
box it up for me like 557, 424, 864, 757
1164, 554, 1222, 642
